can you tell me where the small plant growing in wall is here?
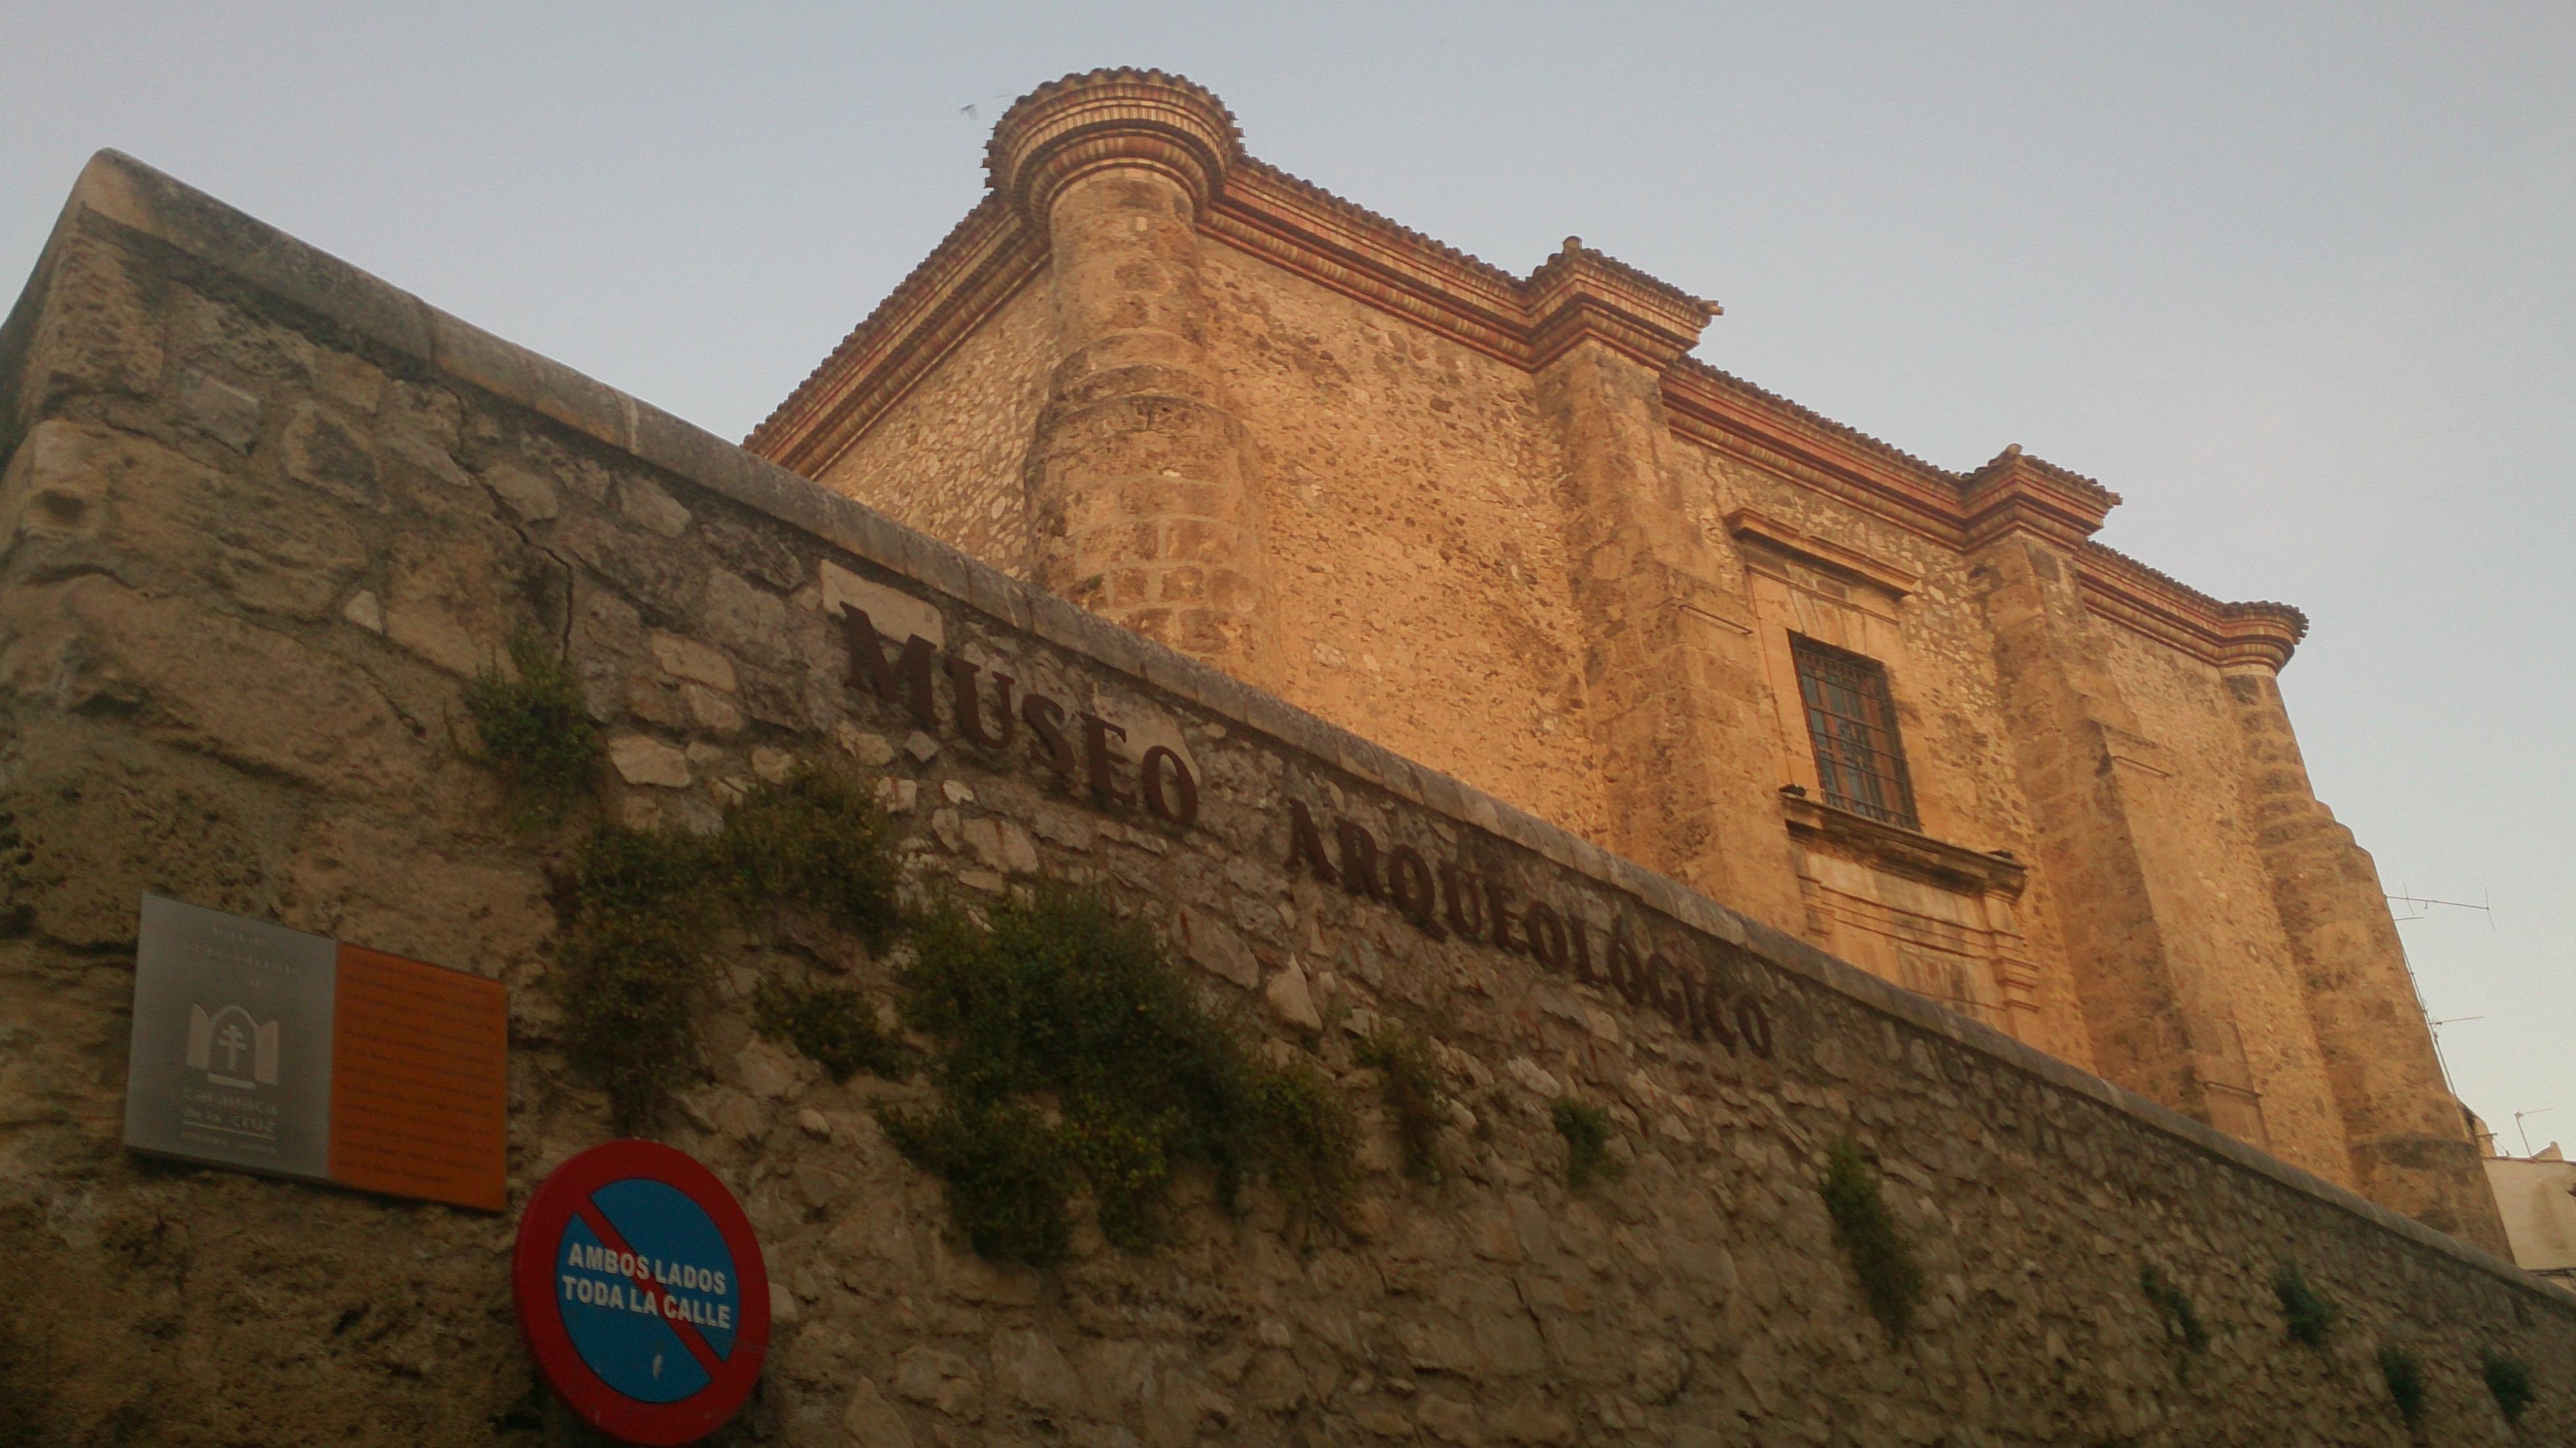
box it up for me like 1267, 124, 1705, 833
882, 884, 1354, 1267
2377, 1346, 2428, 1430
1820, 1136, 1925, 1339
2481, 1349, 2534, 1424
1358, 1025, 1448, 1183
2139, 1263, 2211, 1355
2272, 1263, 2339, 1347
461, 631, 601, 830
752, 979, 909, 1082
536, 762, 901, 1130
1552, 1098, 1621, 1192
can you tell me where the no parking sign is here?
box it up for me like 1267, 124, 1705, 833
514, 1141, 771, 1444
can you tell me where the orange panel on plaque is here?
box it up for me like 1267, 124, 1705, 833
327, 943, 509, 1211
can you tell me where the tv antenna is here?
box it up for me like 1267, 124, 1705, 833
2516, 1108, 2555, 1158
2387, 884, 2493, 925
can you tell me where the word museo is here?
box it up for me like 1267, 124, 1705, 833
844, 608, 1197, 828
841, 604, 1774, 1058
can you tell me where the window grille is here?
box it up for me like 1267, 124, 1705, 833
1791, 636, 1919, 828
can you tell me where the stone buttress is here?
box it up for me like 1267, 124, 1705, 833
1527, 242, 1806, 926
1963, 450, 2283, 1143
2225, 647, 2510, 1253
987, 74, 1282, 686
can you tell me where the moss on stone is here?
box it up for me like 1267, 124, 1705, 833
752, 978, 909, 1082
461, 631, 600, 831
1357, 1024, 1447, 1183
2273, 1263, 2338, 1347
2378, 1345, 2427, 1428
1820, 1136, 1924, 1339
2140, 1263, 2210, 1354
547, 763, 901, 1131
1552, 1098, 1621, 1192
2481, 1349, 2534, 1422
883, 884, 1353, 1266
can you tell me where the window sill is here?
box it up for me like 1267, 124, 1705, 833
1779, 788, 2028, 898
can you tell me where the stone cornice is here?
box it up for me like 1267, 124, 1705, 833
1662, 363, 1974, 546
743, 68, 2308, 677
743, 196, 1044, 475
1524, 237, 1719, 370
2077, 543, 2309, 672
1960, 445, 2122, 549
1201, 160, 1535, 364
986, 67, 1243, 225
1726, 507, 1918, 597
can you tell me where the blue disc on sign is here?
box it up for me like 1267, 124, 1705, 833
515, 1142, 770, 1445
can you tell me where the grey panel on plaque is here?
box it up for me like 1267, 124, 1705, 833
124, 894, 337, 1179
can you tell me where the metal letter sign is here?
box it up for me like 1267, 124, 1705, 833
515, 1141, 771, 1445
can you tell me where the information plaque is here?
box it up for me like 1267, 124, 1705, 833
123, 894, 509, 1211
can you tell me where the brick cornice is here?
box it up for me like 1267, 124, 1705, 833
2077, 542, 2309, 671
744, 69, 2310, 674
986, 67, 1243, 226
1661, 363, 1973, 546
1960, 445, 2122, 549
743, 196, 1044, 474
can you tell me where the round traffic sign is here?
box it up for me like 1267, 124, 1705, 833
514, 1141, 771, 1445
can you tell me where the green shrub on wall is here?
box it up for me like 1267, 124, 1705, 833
1820, 1137, 1924, 1339
469, 706, 904, 1130
2481, 1349, 2535, 1423
2139, 1263, 2211, 1355
461, 632, 601, 830
2377, 1346, 2427, 1429
1357, 1025, 1448, 1183
2273, 1263, 2339, 1347
752, 978, 909, 1083
551, 825, 737, 1129
883, 885, 1354, 1266
1551, 1098, 1621, 1192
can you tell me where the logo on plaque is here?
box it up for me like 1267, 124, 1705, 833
187, 1003, 281, 1088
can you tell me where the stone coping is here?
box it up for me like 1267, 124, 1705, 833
6, 147, 2567, 1315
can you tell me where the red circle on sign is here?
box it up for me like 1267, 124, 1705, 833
513, 1141, 771, 1445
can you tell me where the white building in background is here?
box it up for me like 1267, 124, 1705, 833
2475, 1124, 2576, 1280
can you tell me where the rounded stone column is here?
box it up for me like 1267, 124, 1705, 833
988, 70, 1280, 683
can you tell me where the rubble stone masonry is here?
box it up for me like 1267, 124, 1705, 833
3, 134, 2568, 1448
752, 70, 2504, 1258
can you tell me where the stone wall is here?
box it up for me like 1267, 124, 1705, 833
1, 152, 2569, 1448
814, 268, 1054, 582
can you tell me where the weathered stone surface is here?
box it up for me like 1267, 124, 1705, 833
482, 460, 559, 521
0, 137, 2562, 1448
651, 629, 737, 691
608, 733, 690, 787
842, 1376, 917, 1447
1264, 960, 1322, 1031
892, 1346, 982, 1419
618, 475, 691, 537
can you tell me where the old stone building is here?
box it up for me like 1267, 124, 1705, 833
8, 72, 2571, 1448
748, 70, 2500, 1251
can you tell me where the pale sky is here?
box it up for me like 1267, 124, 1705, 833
7, 3, 2570, 1154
